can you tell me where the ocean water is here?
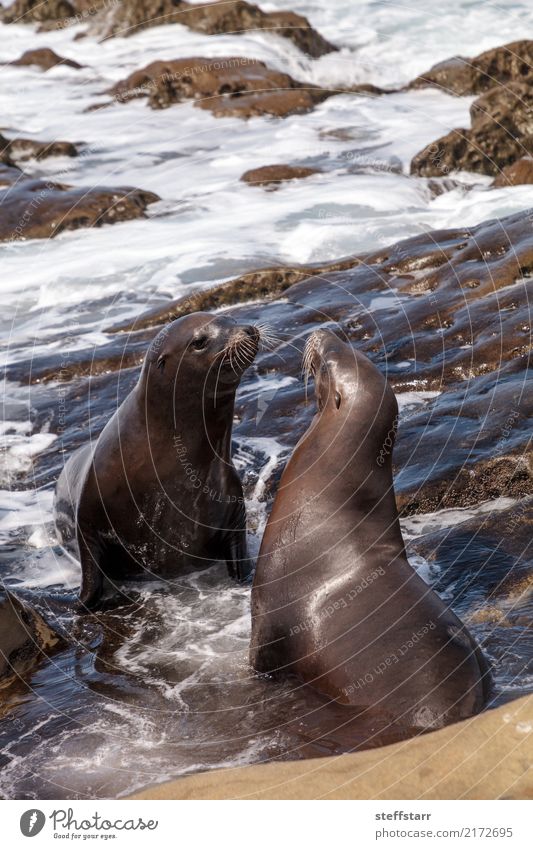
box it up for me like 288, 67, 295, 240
1, 1, 532, 799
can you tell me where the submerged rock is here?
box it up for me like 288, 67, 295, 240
0, 591, 61, 686
241, 163, 322, 187
0, 162, 159, 241
12, 47, 83, 70
108, 56, 333, 118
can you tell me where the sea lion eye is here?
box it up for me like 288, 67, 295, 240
335, 391, 342, 409
191, 335, 209, 351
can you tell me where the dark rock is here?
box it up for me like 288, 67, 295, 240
0, 591, 62, 685
493, 156, 533, 187
108, 56, 332, 118
409, 497, 533, 624
107, 258, 361, 334
12, 47, 83, 70
6, 205, 528, 505
0, 162, 160, 241
23, 207, 525, 514
241, 163, 322, 188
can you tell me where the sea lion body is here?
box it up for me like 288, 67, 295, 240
251, 330, 491, 730
55, 313, 259, 609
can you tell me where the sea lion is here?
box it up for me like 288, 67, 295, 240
0, 591, 61, 686
54, 312, 260, 610
250, 329, 491, 730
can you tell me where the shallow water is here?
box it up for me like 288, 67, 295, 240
1, 0, 533, 799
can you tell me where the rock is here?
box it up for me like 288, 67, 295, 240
12, 47, 83, 70
0, 591, 61, 685
241, 164, 322, 187
0, 133, 78, 163
127, 694, 533, 798
411, 80, 533, 177
107, 258, 360, 334
410, 498, 533, 617
0, 162, 160, 241
2, 0, 75, 24
493, 156, 533, 187
27, 206, 529, 513
409, 39, 533, 96
89, 0, 336, 58
2, 0, 336, 57
108, 56, 331, 118
410, 42, 533, 177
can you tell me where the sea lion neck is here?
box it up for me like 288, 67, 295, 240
133, 376, 237, 460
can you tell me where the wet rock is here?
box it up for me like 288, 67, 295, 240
12, 47, 83, 70
493, 156, 533, 187
107, 257, 361, 334
410, 42, 533, 177
0, 133, 78, 164
0, 591, 62, 685
2, 0, 75, 24
89, 0, 336, 58
0, 162, 160, 241
4, 329, 153, 385
241, 163, 322, 188
409, 39, 533, 96
128, 693, 533, 799
108, 56, 332, 119
411, 80, 533, 177
2, 0, 336, 57
410, 497, 533, 606
10, 163, 530, 493
25, 207, 531, 513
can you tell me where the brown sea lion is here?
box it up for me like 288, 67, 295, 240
251, 329, 491, 731
54, 313, 260, 610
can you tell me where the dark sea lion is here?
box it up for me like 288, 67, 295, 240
0, 591, 61, 686
251, 329, 491, 731
54, 312, 260, 610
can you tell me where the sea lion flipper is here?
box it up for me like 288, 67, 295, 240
76, 529, 105, 611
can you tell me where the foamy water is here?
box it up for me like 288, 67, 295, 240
1, 0, 532, 799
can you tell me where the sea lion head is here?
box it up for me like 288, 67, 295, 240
302, 328, 358, 413
145, 312, 260, 399
303, 328, 397, 436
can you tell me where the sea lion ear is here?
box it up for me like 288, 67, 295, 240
157, 355, 166, 372
335, 391, 342, 409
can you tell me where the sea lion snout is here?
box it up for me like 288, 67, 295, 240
221, 323, 260, 372
303, 328, 341, 374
